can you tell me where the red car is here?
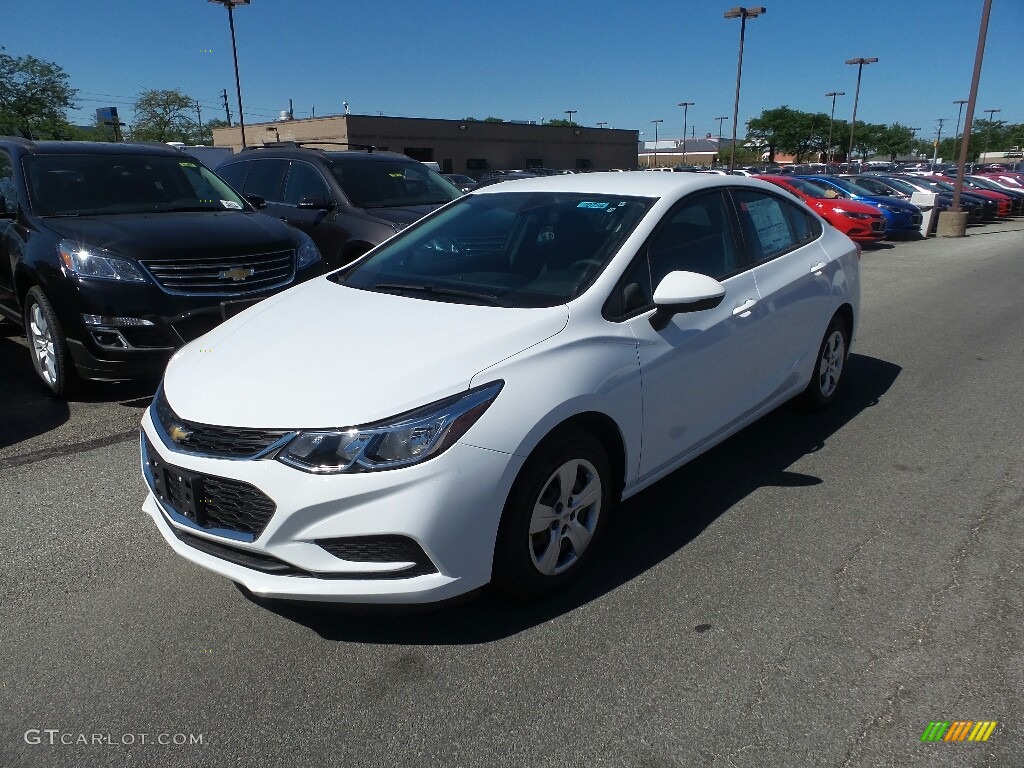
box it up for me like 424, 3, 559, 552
929, 174, 1013, 217
757, 175, 886, 242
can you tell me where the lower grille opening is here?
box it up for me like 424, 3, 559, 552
315, 535, 438, 578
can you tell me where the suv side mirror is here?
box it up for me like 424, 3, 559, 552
649, 271, 726, 331
297, 194, 334, 210
245, 194, 267, 209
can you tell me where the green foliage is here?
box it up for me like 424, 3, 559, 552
545, 119, 575, 127
875, 123, 915, 162
482, 116, 504, 123
0, 49, 78, 139
194, 117, 229, 145
130, 89, 198, 143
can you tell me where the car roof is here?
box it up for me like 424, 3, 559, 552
228, 145, 415, 164
470, 170, 774, 198
0, 139, 185, 158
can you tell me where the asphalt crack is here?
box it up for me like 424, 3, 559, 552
0, 429, 139, 471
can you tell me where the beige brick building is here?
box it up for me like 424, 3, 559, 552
212, 115, 639, 175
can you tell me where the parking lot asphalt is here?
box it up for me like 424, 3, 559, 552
1, 222, 1022, 768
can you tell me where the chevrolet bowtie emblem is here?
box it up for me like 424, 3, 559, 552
168, 424, 193, 444
219, 267, 255, 282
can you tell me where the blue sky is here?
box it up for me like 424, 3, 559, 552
3, 0, 1020, 141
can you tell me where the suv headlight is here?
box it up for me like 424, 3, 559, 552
57, 240, 148, 282
278, 380, 503, 473
295, 231, 321, 270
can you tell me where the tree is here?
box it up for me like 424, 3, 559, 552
194, 117, 228, 145
875, 123, 915, 162
130, 89, 197, 143
545, 119, 575, 127
0, 49, 78, 139
746, 106, 813, 164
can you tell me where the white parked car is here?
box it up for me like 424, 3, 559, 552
140, 173, 861, 604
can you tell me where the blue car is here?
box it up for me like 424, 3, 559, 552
796, 176, 923, 238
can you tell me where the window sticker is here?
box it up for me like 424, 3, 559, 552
388, 172, 404, 178
577, 201, 609, 209
221, 199, 243, 210
744, 197, 791, 253
179, 162, 198, 168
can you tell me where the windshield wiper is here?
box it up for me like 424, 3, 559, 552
373, 282, 510, 306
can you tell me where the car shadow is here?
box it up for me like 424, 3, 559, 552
0, 331, 158, 450
248, 352, 902, 644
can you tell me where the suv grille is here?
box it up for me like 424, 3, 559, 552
153, 387, 292, 459
315, 536, 438, 578
143, 435, 277, 538
141, 249, 295, 295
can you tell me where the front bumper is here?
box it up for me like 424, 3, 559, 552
139, 410, 524, 604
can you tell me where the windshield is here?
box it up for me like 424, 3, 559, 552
815, 176, 880, 197
24, 153, 248, 216
334, 191, 653, 308
326, 157, 462, 209
800, 178, 850, 198
781, 177, 837, 199
878, 177, 919, 195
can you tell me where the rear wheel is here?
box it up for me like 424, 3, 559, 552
492, 430, 613, 601
800, 313, 849, 410
23, 286, 76, 397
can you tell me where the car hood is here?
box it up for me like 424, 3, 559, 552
41, 211, 296, 259
161, 279, 569, 428
861, 196, 919, 212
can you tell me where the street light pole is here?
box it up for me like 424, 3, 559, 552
908, 127, 921, 160
565, 109, 577, 125
677, 102, 694, 166
651, 119, 663, 168
597, 122, 607, 129
931, 118, 946, 170
845, 57, 878, 166
725, 6, 765, 173
209, 0, 250, 149
825, 91, 844, 164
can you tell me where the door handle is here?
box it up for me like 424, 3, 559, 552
810, 261, 827, 274
732, 298, 758, 317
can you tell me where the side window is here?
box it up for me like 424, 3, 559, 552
0, 152, 15, 207
733, 189, 819, 262
283, 162, 330, 205
648, 191, 743, 285
241, 159, 287, 202
216, 160, 252, 191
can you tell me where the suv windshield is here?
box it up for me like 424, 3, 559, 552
326, 157, 462, 209
335, 191, 653, 308
24, 153, 248, 216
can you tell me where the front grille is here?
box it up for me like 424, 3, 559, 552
144, 434, 277, 537
153, 386, 291, 459
141, 249, 295, 295
870, 220, 885, 232
911, 214, 923, 225
316, 535, 438, 578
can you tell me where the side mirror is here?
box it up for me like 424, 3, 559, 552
297, 194, 334, 210
649, 271, 726, 331
244, 194, 267, 209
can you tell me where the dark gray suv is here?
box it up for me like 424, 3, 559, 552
216, 143, 462, 270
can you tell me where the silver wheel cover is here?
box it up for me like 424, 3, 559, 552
817, 329, 845, 398
528, 457, 602, 576
27, 302, 58, 386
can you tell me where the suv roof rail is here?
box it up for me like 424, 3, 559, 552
244, 140, 378, 153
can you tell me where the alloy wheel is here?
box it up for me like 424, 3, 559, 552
817, 329, 845, 398
27, 302, 58, 386
528, 458, 602, 576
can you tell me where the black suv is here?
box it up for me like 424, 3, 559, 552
0, 138, 322, 396
215, 142, 462, 270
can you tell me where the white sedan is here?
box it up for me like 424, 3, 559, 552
140, 173, 860, 604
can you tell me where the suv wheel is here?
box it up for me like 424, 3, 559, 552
24, 287, 75, 396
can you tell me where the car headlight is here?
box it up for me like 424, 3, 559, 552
278, 380, 503, 473
295, 231, 321, 270
57, 239, 147, 282
836, 209, 872, 219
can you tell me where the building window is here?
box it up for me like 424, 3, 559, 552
441, 159, 454, 174
525, 159, 543, 168
576, 158, 592, 170
466, 158, 489, 171
403, 147, 434, 162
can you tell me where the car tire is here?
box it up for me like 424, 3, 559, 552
23, 286, 76, 397
800, 313, 850, 411
492, 429, 613, 601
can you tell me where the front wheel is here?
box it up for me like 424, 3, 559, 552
800, 314, 850, 410
492, 430, 613, 601
23, 286, 75, 397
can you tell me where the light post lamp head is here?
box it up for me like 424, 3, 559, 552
724, 6, 765, 19
724, 7, 765, 172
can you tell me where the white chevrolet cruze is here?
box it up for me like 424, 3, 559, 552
140, 173, 860, 604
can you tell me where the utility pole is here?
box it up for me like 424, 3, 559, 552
221, 89, 232, 125
931, 118, 946, 169
195, 100, 203, 141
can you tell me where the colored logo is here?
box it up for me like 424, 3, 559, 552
921, 721, 997, 742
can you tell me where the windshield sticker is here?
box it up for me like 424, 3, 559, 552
388, 172, 404, 178
220, 200, 243, 210
577, 201, 609, 209
179, 162, 198, 168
